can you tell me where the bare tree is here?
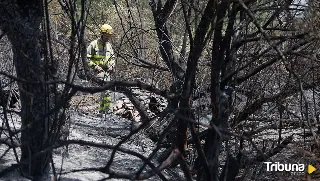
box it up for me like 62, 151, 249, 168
0, 1, 54, 178
1, 0, 319, 180
0, 0, 73, 178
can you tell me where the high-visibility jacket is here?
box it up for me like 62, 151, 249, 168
87, 39, 115, 70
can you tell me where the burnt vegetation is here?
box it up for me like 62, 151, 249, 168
0, 0, 320, 180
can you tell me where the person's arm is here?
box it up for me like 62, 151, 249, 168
87, 42, 103, 72
106, 57, 115, 72
105, 43, 115, 73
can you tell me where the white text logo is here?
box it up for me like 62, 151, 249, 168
264, 162, 304, 172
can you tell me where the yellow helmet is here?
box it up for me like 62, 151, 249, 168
100, 24, 113, 34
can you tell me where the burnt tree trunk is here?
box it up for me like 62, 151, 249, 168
200, 1, 230, 181
0, 0, 52, 178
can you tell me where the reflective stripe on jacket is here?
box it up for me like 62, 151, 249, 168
87, 39, 115, 68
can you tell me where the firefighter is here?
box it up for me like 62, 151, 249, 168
87, 24, 115, 114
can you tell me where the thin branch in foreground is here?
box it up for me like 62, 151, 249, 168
255, 134, 293, 162
63, 147, 181, 180
135, 112, 176, 178
178, 154, 193, 181
136, 148, 181, 180
0, 71, 178, 100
